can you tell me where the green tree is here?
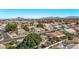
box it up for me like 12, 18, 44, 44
5, 39, 17, 49
17, 33, 42, 49
5, 43, 16, 49
37, 23, 44, 28
23, 25, 29, 31
65, 33, 73, 40
0, 33, 2, 40
30, 21, 34, 26
76, 22, 79, 25
9, 39, 17, 45
5, 23, 17, 32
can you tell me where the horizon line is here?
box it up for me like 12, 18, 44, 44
0, 16, 79, 19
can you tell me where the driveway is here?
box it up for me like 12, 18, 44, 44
0, 29, 12, 42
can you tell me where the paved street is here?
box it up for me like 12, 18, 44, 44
3, 33, 12, 42
0, 29, 12, 42
66, 44, 76, 49
45, 39, 66, 49
72, 44, 79, 49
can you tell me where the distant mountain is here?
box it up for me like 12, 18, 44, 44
16, 17, 25, 20
0, 16, 79, 21
66, 16, 79, 19
40, 16, 63, 20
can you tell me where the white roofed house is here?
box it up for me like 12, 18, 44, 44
44, 24, 53, 31
17, 27, 27, 36
0, 23, 7, 30
28, 26, 35, 32
7, 25, 29, 42
33, 22, 38, 26
64, 28, 78, 44
64, 28, 77, 35
33, 27, 45, 34
69, 26, 79, 36
54, 25, 62, 30
28, 24, 45, 34
16, 25, 29, 37
74, 27, 79, 32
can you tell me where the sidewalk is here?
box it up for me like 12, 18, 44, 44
44, 39, 67, 49
72, 44, 79, 49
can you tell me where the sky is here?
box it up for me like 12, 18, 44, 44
0, 9, 79, 19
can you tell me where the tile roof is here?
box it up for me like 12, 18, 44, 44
50, 31, 65, 37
